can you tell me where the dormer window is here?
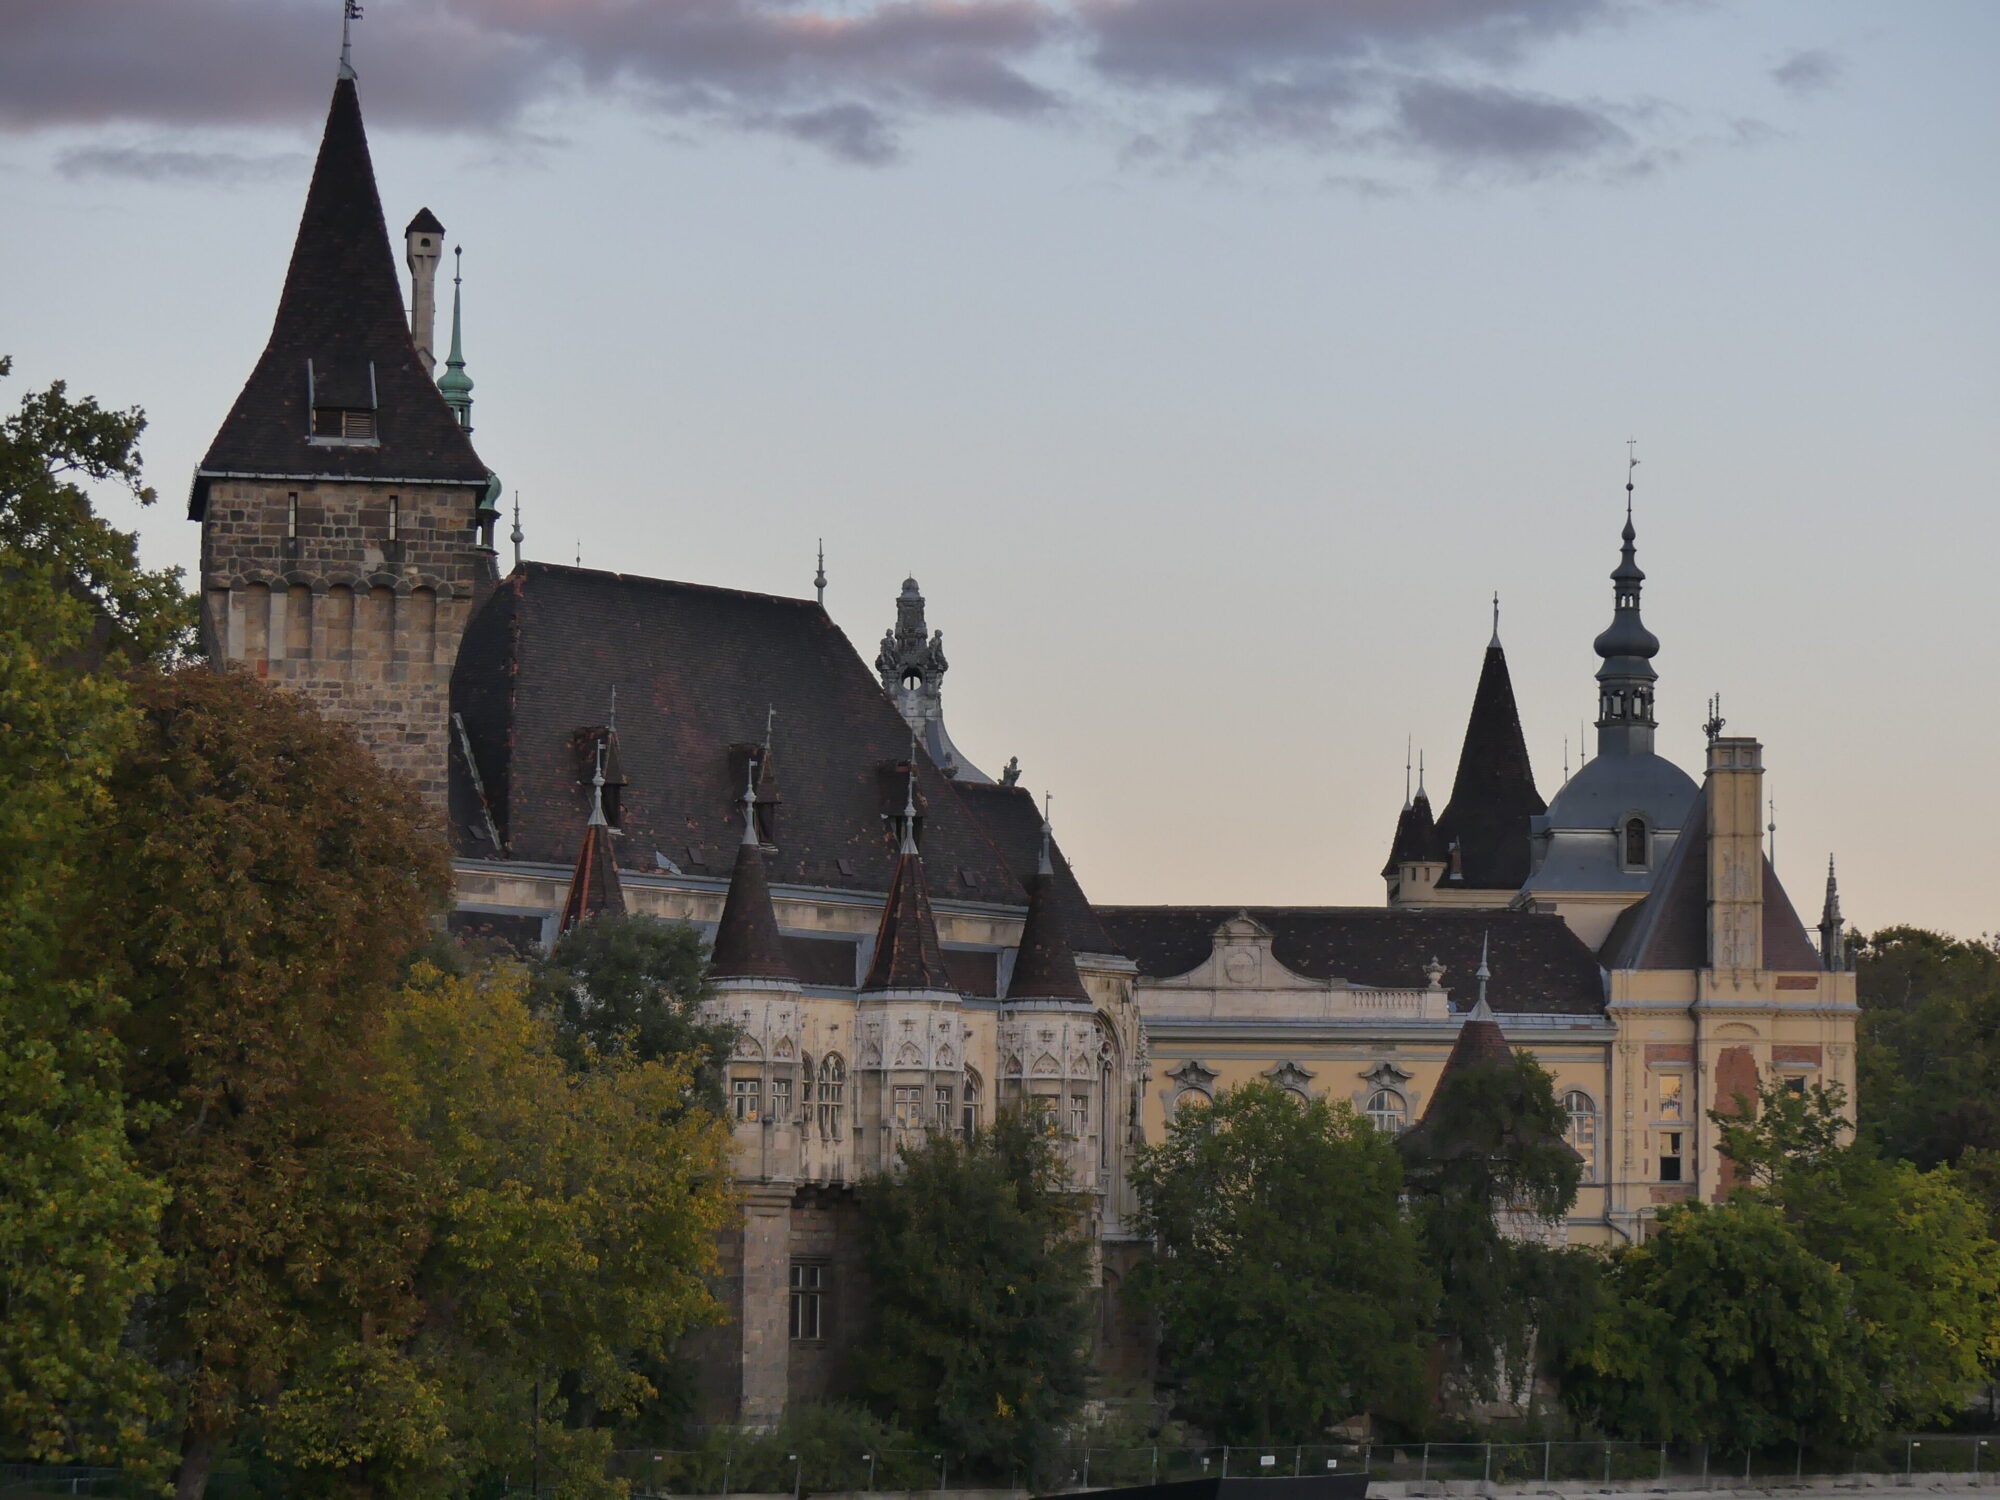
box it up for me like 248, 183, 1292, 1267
312, 408, 376, 440
1623, 817, 1649, 869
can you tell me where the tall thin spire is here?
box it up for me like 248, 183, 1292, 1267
739, 755, 759, 847
1490, 590, 1501, 648
1591, 445, 1662, 759
587, 741, 609, 829
510, 492, 523, 571
1819, 854, 1846, 972
1404, 736, 1413, 811
1474, 932, 1492, 1015
438, 245, 473, 429
899, 759, 920, 855
814, 540, 827, 607
1038, 793, 1054, 876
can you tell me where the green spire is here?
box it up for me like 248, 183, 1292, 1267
437, 244, 473, 429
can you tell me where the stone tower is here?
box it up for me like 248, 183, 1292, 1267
874, 576, 991, 782
190, 74, 495, 807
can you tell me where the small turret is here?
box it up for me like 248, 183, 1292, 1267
875, 577, 991, 784
405, 208, 444, 375
557, 745, 624, 938
1005, 808, 1092, 1005
709, 759, 800, 986
860, 769, 955, 995
1593, 455, 1662, 758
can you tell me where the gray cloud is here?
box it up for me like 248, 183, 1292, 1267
1770, 47, 1842, 97
54, 145, 310, 184
0, 0, 1736, 180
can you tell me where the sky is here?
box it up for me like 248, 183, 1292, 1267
4, 0, 1997, 939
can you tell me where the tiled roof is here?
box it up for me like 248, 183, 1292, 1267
862, 845, 954, 993
951, 780, 1122, 959
1093, 906, 1605, 1016
191, 78, 486, 516
1006, 866, 1092, 1003
709, 837, 799, 984
1435, 643, 1546, 891
450, 564, 1027, 901
1599, 786, 1824, 972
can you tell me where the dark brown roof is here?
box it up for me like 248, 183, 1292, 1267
1434, 643, 1546, 891
1430, 1005, 1515, 1102
1600, 785, 1824, 972
558, 816, 623, 936
191, 78, 486, 516
405, 206, 445, 236
952, 780, 1122, 959
451, 563, 1024, 901
1007, 868, 1092, 1003
1093, 906, 1605, 1015
709, 836, 799, 984
1381, 788, 1444, 877
862, 845, 954, 993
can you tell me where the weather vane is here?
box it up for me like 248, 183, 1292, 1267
339, 0, 363, 80
1703, 693, 1726, 744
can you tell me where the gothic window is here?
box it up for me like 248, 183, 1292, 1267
788, 1261, 825, 1341
1563, 1090, 1598, 1180
934, 1084, 954, 1127
961, 1069, 982, 1142
1069, 1093, 1089, 1141
1365, 1088, 1407, 1135
771, 1076, 793, 1125
731, 1076, 761, 1123
817, 1054, 845, 1140
1624, 817, 1648, 869
892, 1084, 923, 1130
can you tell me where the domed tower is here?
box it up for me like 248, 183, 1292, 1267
1519, 464, 1697, 950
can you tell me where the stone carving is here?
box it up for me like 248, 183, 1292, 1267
1166, 1058, 1218, 1090
1264, 1060, 1316, 1093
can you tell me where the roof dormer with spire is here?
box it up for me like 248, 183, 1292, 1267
557, 744, 625, 937
876, 577, 992, 784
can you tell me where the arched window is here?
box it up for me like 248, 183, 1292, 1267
1563, 1090, 1598, 1180
1624, 817, 1648, 868
961, 1068, 982, 1142
817, 1054, 845, 1141
1172, 1088, 1211, 1119
1365, 1088, 1407, 1135
799, 1053, 814, 1126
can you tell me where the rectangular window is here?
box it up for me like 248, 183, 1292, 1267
892, 1085, 923, 1130
771, 1076, 793, 1123
731, 1077, 761, 1123
788, 1262, 824, 1341
1659, 1131, 1684, 1183
961, 1087, 979, 1142
934, 1085, 955, 1127
286, 492, 299, 539
387, 495, 400, 541
1658, 1073, 1685, 1121
1784, 1075, 1809, 1096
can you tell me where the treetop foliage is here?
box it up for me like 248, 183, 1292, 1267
1858, 926, 2000, 1167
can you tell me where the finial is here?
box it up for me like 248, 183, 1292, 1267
1703, 694, 1726, 744
1403, 736, 1412, 810
814, 540, 827, 607
1626, 439, 1639, 522
608, 686, 618, 735
510, 492, 524, 571
1768, 796, 1777, 873
1416, 749, 1426, 801
575, 537, 581, 568
338, 0, 362, 81
740, 754, 760, 847
587, 741, 609, 829
763, 704, 776, 757
1562, 736, 1570, 784
1038, 793, 1054, 877
1475, 931, 1492, 1013
437, 245, 475, 428
1490, 591, 1501, 648
900, 757, 920, 856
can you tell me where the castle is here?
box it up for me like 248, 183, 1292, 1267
190, 64, 1857, 1425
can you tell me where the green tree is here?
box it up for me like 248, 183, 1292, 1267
1130, 1082, 1434, 1442
1398, 1053, 1591, 1411
859, 1106, 1094, 1477
372, 962, 738, 1500
526, 911, 735, 1097
77, 668, 454, 1500
1855, 927, 2000, 1165
1564, 1199, 1872, 1449
0, 355, 192, 662
1718, 1078, 2000, 1428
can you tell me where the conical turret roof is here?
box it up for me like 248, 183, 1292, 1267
557, 766, 624, 937
1435, 641, 1545, 890
1382, 786, 1444, 878
709, 773, 798, 984
861, 788, 954, 994
1005, 823, 1092, 1004
191, 76, 487, 517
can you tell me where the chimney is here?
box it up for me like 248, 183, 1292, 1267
404, 208, 445, 376
1706, 736, 1764, 972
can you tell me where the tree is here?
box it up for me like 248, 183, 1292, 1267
526, 911, 735, 1098
76, 667, 454, 1500
1398, 1053, 1591, 1411
859, 1106, 1095, 1477
1718, 1078, 2000, 1428
0, 562, 165, 1465
1855, 927, 2000, 1166
1130, 1082, 1435, 1442
1563, 1199, 1872, 1450
0, 355, 192, 663
372, 962, 738, 1500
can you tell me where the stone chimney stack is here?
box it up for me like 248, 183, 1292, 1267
1706, 736, 1765, 972
405, 208, 445, 376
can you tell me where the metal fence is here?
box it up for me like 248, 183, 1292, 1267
0, 1469, 124, 1499
606, 1436, 2000, 1496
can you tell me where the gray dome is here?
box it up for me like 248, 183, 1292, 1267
1540, 750, 1697, 833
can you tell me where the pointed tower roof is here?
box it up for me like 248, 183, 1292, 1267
1381, 784, 1443, 878
709, 761, 799, 984
1419, 937, 1514, 1121
1818, 855, 1846, 972
438, 246, 474, 424
557, 750, 624, 937
190, 76, 487, 517
861, 774, 955, 994
1005, 811, 1093, 1004
1434, 631, 1546, 890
